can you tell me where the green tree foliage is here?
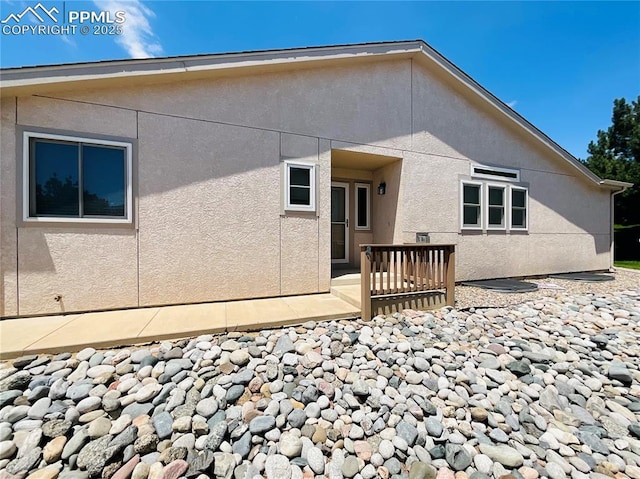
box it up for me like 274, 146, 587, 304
583, 96, 640, 225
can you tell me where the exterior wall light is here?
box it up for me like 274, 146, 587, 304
377, 182, 386, 195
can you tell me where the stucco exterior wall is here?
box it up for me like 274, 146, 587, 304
52, 60, 414, 152
1, 97, 18, 317
0, 56, 613, 316
136, 113, 283, 306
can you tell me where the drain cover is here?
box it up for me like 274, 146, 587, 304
548, 273, 615, 282
460, 279, 539, 293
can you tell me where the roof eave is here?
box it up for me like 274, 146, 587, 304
0, 41, 423, 92
599, 179, 634, 191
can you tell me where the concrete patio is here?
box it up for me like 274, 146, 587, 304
0, 292, 360, 360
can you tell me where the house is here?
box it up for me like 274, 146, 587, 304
0, 40, 630, 318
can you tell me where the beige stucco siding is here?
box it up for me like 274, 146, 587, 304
318, 140, 332, 292
53, 60, 413, 151
1, 97, 18, 317
411, 63, 581, 177
17, 96, 137, 138
280, 134, 322, 296
280, 216, 319, 295
17, 229, 139, 314
137, 113, 282, 306
453, 233, 610, 280
5, 96, 139, 316
524, 170, 609, 235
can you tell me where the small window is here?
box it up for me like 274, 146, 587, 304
24, 132, 132, 223
355, 183, 370, 230
487, 185, 506, 229
511, 187, 528, 230
471, 164, 520, 182
285, 161, 316, 212
461, 182, 482, 229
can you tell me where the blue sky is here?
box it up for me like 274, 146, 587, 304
1, 1, 638, 160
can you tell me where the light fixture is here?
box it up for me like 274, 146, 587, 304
377, 182, 386, 195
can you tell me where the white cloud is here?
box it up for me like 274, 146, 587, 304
59, 34, 77, 47
95, 0, 163, 58
506, 100, 517, 108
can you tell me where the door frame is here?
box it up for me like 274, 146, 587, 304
331, 181, 350, 264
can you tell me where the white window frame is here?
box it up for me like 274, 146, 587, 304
471, 164, 520, 182
460, 181, 483, 230
284, 160, 316, 212
509, 186, 529, 230
485, 183, 507, 230
354, 183, 370, 230
23, 131, 133, 224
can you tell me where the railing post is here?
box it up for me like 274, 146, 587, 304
445, 245, 456, 307
361, 247, 372, 320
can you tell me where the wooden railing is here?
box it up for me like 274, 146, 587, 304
360, 244, 455, 319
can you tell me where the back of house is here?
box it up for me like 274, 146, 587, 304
0, 41, 628, 317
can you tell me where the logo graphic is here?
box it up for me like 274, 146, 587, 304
1, 2, 59, 24
2, 2, 125, 37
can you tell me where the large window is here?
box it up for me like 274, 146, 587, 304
460, 181, 528, 231
355, 183, 370, 230
461, 182, 482, 229
510, 187, 528, 229
284, 161, 316, 212
24, 132, 132, 223
487, 185, 506, 229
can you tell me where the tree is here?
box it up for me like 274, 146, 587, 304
583, 96, 640, 225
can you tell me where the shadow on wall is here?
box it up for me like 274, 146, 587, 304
371, 160, 402, 245
17, 228, 137, 273
410, 63, 612, 255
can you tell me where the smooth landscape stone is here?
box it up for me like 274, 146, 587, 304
0, 440, 16, 460
0, 289, 638, 479
478, 443, 524, 467
409, 461, 437, 479
160, 459, 189, 479
152, 412, 173, 440
87, 417, 111, 438
43, 435, 67, 463
265, 454, 292, 479
608, 365, 633, 385
111, 455, 140, 479
445, 443, 472, 471
249, 416, 276, 434
86, 365, 115, 378
397, 421, 419, 446
307, 446, 325, 475
26, 463, 62, 479
342, 455, 360, 478
279, 432, 302, 458
507, 361, 531, 377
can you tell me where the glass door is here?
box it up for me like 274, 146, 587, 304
331, 182, 349, 263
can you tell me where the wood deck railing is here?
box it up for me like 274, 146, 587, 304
360, 244, 455, 319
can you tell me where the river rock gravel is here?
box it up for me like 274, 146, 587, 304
0, 284, 639, 479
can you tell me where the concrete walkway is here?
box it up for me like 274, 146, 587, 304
0, 293, 360, 360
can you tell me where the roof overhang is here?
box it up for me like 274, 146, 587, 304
0, 41, 421, 93
0, 40, 623, 191
599, 179, 634, 191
